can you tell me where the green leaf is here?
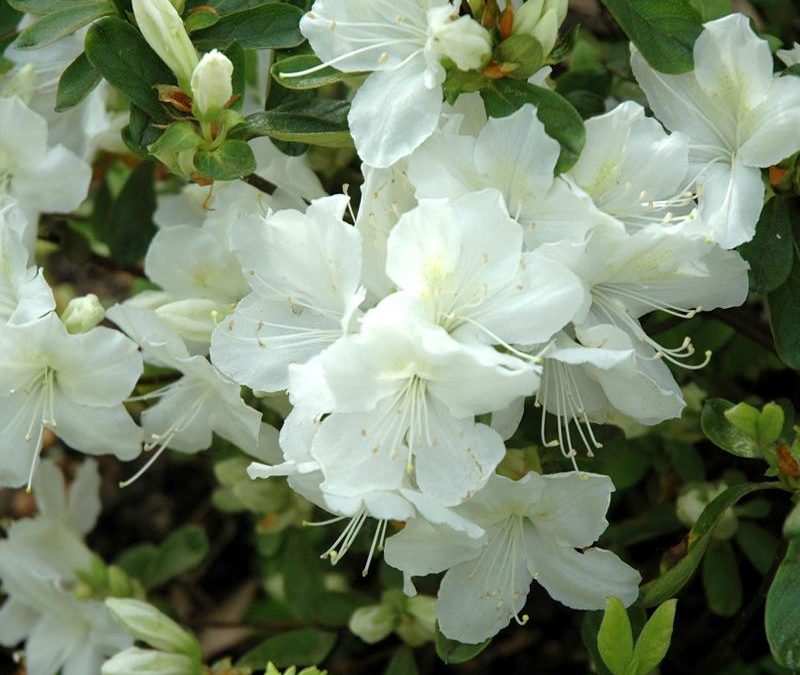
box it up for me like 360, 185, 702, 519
0, 1, 21, 37
240, 99, 353, 148
599, 0, 703, 74
8, 0, 94, 13
123, 104, 165, 158
384, 646, 419, 675
768, 258, 800, 370
14, 0, 114, 49
495, 34, 544, 79
785, 502, 800, 539
766, 540, 800, 669
739, 197, 795, 294
598, 597, 634, 675
701, 399, 761, 458
271, 54, 352, 90
435, 627, 491, 664
192, 3, 304, 51
185, 5, 220, 32
702, 541, 742, 617
85, 16, 174, 123
224, 40, 246, 112
640, 482, 785, 607
688, 0, 731, 20
114, 525, 209, 590
480, 79, 585, 173
280, 528, 324, 621
194, 139, 257, 181
56, 51, 101, 112
736, 521, 780, 575
630, 600, 677, 675
99, 162, 157, 266
237, 628, 337, 668
758, 403, 786, 449
148, 121, 203, 155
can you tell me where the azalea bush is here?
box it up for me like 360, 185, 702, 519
1, 0, 800, 673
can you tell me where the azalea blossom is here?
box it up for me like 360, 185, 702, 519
407, 104, 619, 248
0, 460, 133, 675
210, 195, 365, 393
0, 312, 143, 488
631, 13, 800, 247
295, 0, 493, 167
777, 42, 800, 67
107, 303, 272, 483
384, 471, 641, 644
0, 96, 92, 248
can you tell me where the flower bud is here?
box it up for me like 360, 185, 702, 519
513, 0, 568, 55
428, 8, 493, 72
106, 599, 201, 657
132, 0, 199, 89
102, 648, 199, 675
396, 595, 437, 647
348, 603, 396, 644
191, 50, 234, 117
676, 482, 737, 540
62, 294, 105, 333
155, 298, 225, 343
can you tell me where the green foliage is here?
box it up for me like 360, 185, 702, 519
766, 540, 800, 669
598, 597, 634, 675
240, 99, 354, 148
114, 524, 210, 590
271, 55, 353, 91
11, 0, 115, 49
480, 79, 586, 173
194, 139, 257, 180
191, 3, 305, 51
701, 399, 786, 459
237, 629, 337, 669
384, 647, 420, 675
739, 197, 795, 295
599, 0, 703, 74
768, 257, 800, 371
702, 541, 742, 617
55, 52, 101, 112
434, 627, 491, 664
85, 16, 175, 122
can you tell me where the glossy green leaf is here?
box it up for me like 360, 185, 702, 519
640, 482, 785, 607
599, 0, 703, 74
739, 197, 795, 294
629, 600, 677, 675
56, 51, 101, 112
768, 259, 800, 370
192, 3, 304, 51
435, 627, 491, 664
271, 54, 353, 90
237, 628, 337, 668
766, 540, 800, 669
598, 597, 634, 675
688, 0, 731, 20
241, 99, 353, 148
85, 16, 174, 123
736, 521, 780, 575
14, 0, 114, 49
701, 399, 761, 458
281, 528, 325, 621
702, 541, 742, 617
480, 79, 585, 173
194, 139, 257, 181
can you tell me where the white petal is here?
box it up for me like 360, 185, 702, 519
25, 614, 82, 675
0, 96, 47, 162
66, 459, 102, 536
525, 527, 640, 609
0, 598, 37, 646
349, 58, 443, 168
739, 75, 800, 168
14, 145, 91, 215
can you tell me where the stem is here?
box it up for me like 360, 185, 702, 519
710, 307, 777, 356
241, 173, 277, 195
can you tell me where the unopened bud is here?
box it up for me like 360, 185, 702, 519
428, 8, 493, 72
102, 648, 199, 675
513, 0, 568, 55
155, 298, 224, 343
191, 50, 234, 117
676, 482, 737, 540
62, 294, 105, 333
132, 0, 199, 89
396, 595, 437, 647
348, 603, 396, 644
106, 599, 201, 657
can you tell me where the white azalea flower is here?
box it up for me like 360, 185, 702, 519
305, 294, 537, 506
407, 104, 620, 248
0, 202, 54, 325
631, 14, 800, 247
107, 304, 269, 481
0, 96, 92, 249
384, 471, 641, 644
568, 101, 695, 230
777, 42, 800, 67
296, 0, 492, 168
0, 460, 133, 675
210, 195, 365, 393
0, 313, 143, 488
385, 189, 587, 347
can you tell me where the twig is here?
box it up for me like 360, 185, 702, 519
241, 173, 277, 195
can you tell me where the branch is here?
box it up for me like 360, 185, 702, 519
241, 173, 277, 195
710, 308, 777, 356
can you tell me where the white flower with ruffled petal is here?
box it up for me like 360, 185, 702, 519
384, 471, 641, 644
631, 14, 800, 247
0, 313, 143, 488
294, 0, 492, 168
